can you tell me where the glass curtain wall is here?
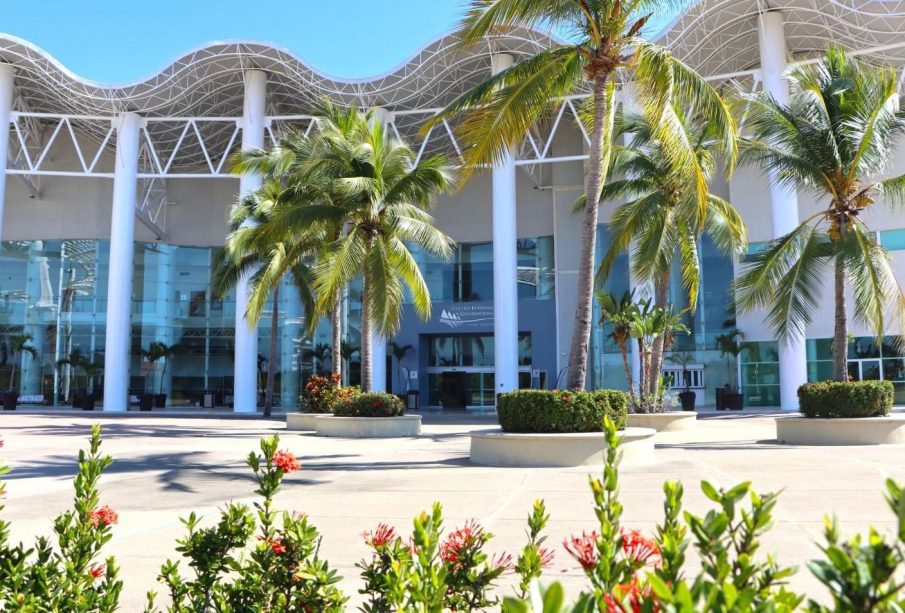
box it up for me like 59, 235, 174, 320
0, 239, 327, 409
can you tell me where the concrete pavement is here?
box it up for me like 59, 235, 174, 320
1, 412, 903, 609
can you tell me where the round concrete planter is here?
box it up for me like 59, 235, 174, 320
469, 427, 656, 467
627, 412, 696, 432
314, 414, 421, 438
286, 412, 325, 431
776, 415, 905, 445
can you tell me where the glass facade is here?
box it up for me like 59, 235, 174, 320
739, 341, 780, 407
588, 226, 740, 405
409, 236, 555, 303
808, 336, 905, 402
0, 239, 334, 408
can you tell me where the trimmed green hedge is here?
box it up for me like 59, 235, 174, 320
496, 389, 628, 433
798, 380, 894, 418
334, 392, 406, 417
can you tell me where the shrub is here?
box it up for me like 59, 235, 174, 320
299, 374, 358, 414
496, 389, 628, 433
0, 425, 123, 612
146, 435, 346, 612
334, 391, 406, 417
798, 380, 894, 418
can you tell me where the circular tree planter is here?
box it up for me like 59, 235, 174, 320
776, 415, 905, 445
286, 413, 324, 431
469, 427, 656, 467
627, 412, 696, 432
314, 414, 421, 438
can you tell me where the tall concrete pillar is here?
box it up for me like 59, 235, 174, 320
758, 11, 808, 411
102, 112, 142, 411
233, 70, 266, 412
367, 107, 393, 392
0, 65, 14, 244
491, 53, 520, 394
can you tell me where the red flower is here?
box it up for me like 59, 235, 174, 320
88, 563, 105, 580
273, 450, 300, 474
621, 529, 659, 566
538, 546, 555, 569
363, 523, 397, 548
491, 551, 514, 572
267, 537, 287, 555
563, 532, 599, 570
88, 505, 119, 527
440, 520, 482, 565
605, 578, 656, 613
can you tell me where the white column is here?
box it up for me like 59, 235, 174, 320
233, 70, 266, 412
758, 11, 807, 411
102, 112, 141, 411
367, 106, 393, 392
491, 54, 520, 394
0, 65, 14, 242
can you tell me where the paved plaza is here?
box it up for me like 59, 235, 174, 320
1, 412, 904, 609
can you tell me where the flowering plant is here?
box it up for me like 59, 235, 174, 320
357, 500, 538, 611
300, 373, 358, 414
0, 426, 123, 612
145, 434, 345, 612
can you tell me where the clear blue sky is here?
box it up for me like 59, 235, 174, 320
1, 1, 685, 84
1, 0, 468, 83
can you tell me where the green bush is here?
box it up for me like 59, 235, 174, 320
798, 380, 894, 418
334, 392, 406, 417
299, 374, 358, 414
496, 389, 628, 433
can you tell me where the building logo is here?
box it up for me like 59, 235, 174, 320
438, 305, 494, 329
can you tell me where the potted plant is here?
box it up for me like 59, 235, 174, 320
667, 352, 697, 412
715, 330, 744, 411
56, 348, 93, 409
141, 341, 177, 410
4, 333, 37, 410
79, 359, 103, 411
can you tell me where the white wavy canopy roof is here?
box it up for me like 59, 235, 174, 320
657, 0, 905, 77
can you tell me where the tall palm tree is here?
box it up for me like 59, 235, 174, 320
436, 0, 737, 389
297, 105, 455, 392
594, 109, 747, 395
212, 181, 318, 416
734, 48, 905, 380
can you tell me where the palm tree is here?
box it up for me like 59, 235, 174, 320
596, 289, 636, 400
212, 180, 319, 416
302, 343, 332, 376
595, 109, 747, 395
299, 105, 455, 392
436, 0, 737, 389
630, 299, 689, 412
7, 333, 37, 393
734, 48, 905, 380
140, 341, 178, 403
339, 339, 359, 385
56, 348, 86, 402
389, 341, 414, 394
714, 329, 744, 390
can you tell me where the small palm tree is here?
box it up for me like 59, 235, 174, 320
303, 343, 332, 376
594, 110, 747, 395
7, 333, 37, 393
596, 290, 637, 400
630, 300, 689, 412
140, 341, 178, 396
389, 342, 414, 394
735, 48, 905, 381
714, 330, 744, 391
666, 351, 695, 391
437, 0, 737, 389
56, 348, 87, 401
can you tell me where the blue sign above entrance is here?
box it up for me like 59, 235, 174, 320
436, 304, 494, 329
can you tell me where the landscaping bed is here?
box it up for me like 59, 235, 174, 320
626, 411, 697, 432
315, 392, 420, 438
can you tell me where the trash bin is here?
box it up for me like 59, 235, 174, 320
202, 391, 214, 409
406, 390, 420, 410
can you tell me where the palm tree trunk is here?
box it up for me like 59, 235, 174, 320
833, 254, 848, 380
618, 340, 634, 403
264, 285, 280, 417
331, 292, 342, 379
648, 276, 670, 397
8, 355, 16, 393
360, 274, 372, 392
636, 338, 646, 399
566, 74, 613, 390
